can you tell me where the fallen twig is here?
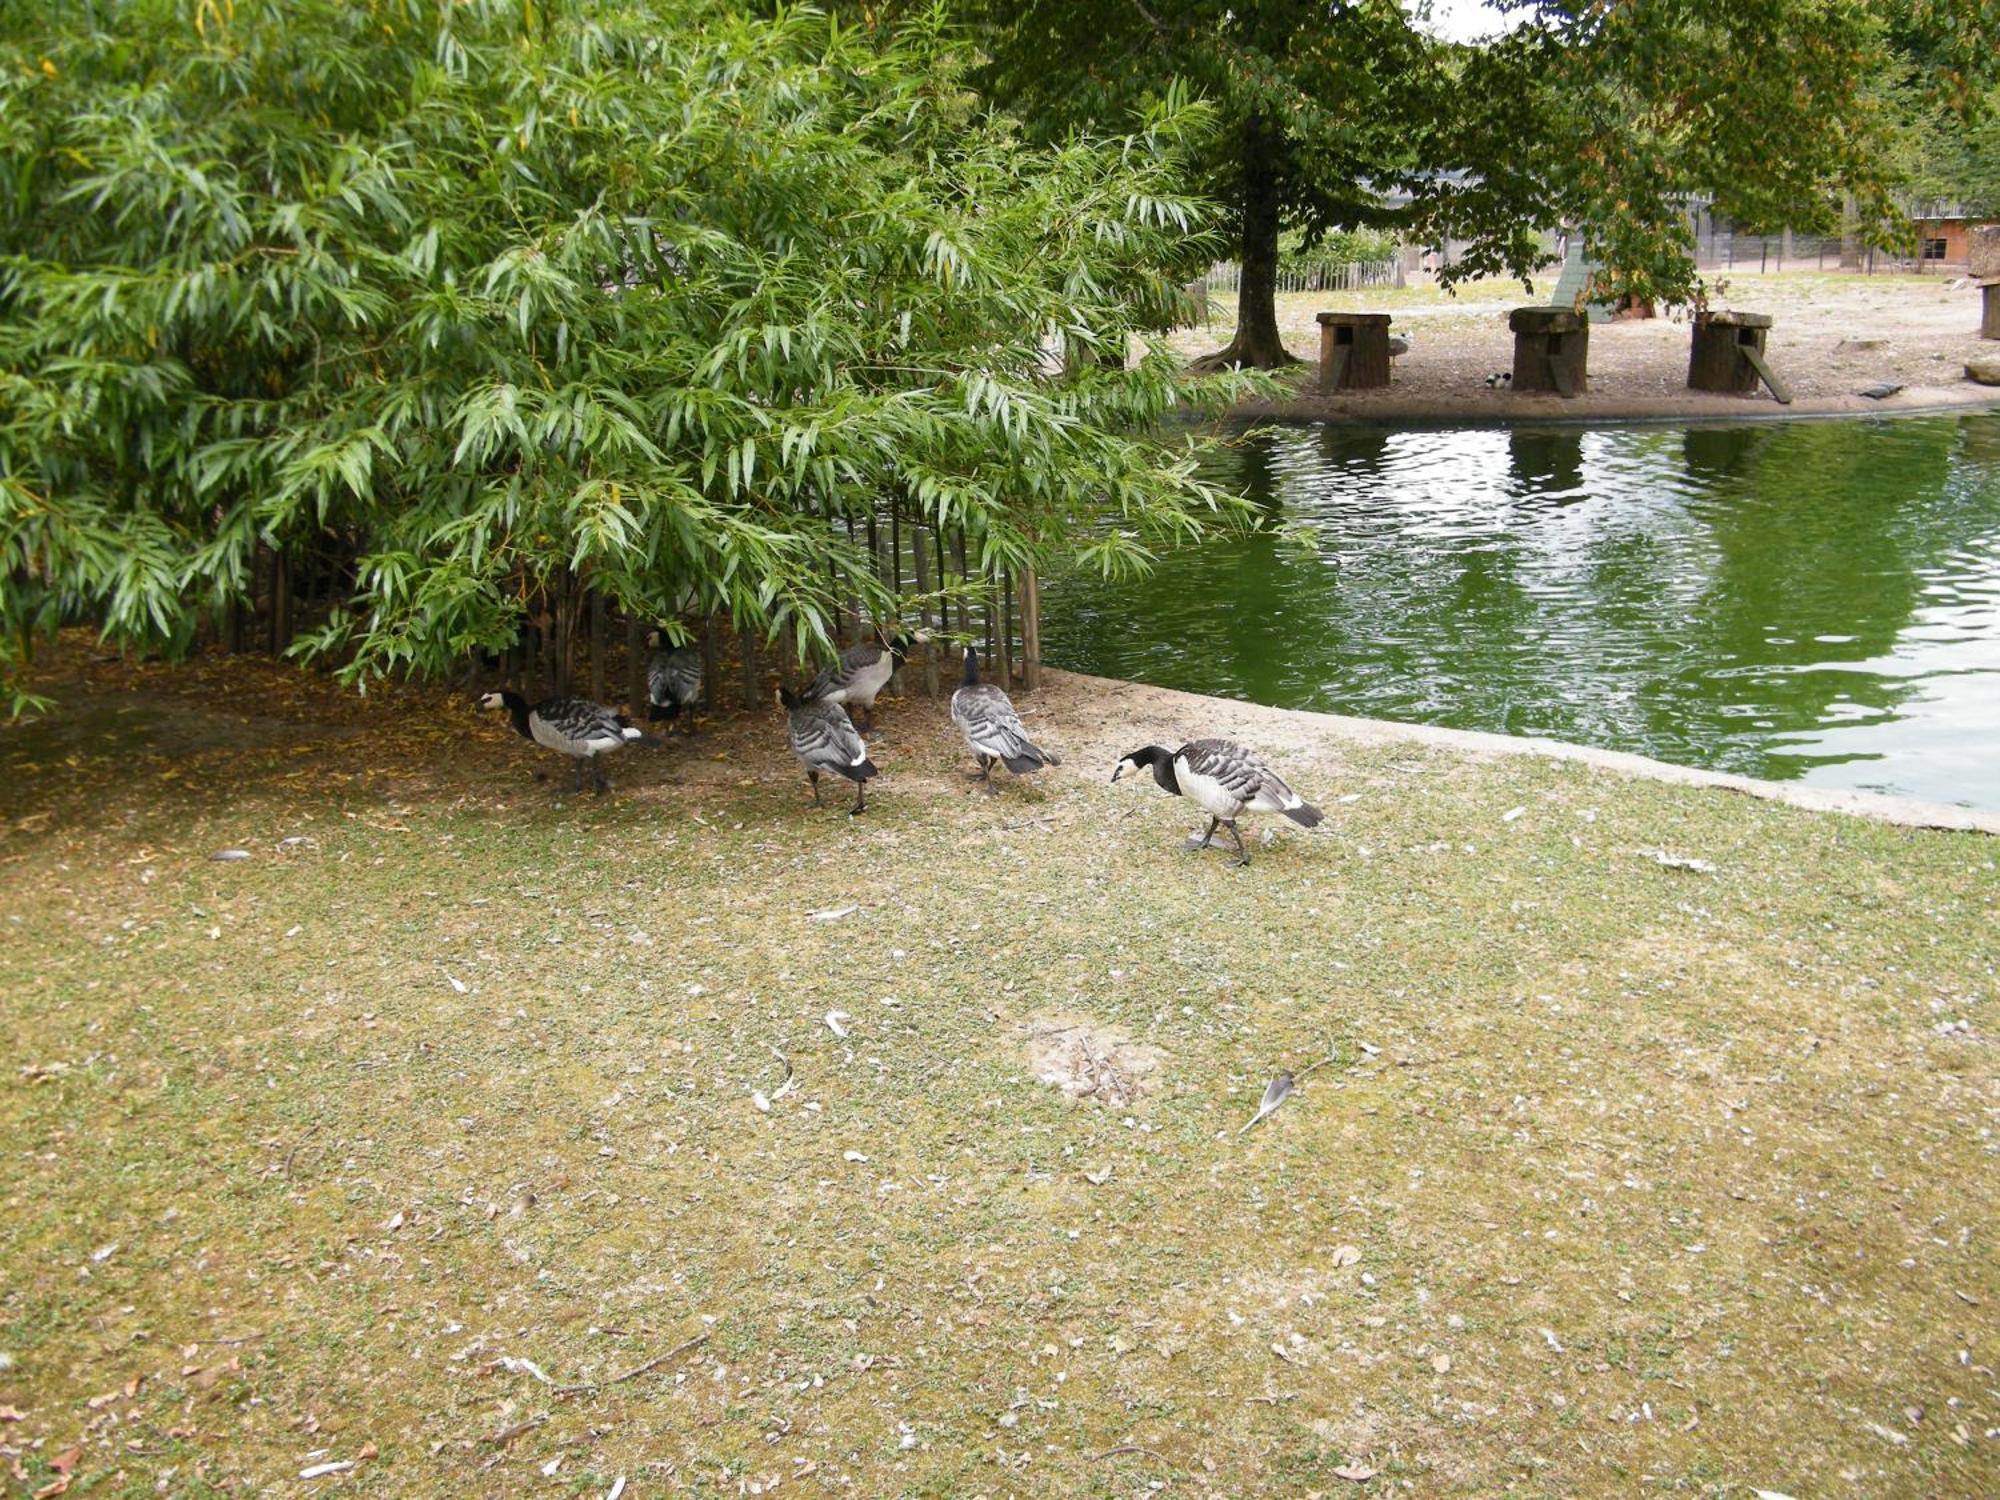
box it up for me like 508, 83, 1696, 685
281, 1122, 324, 1177
191, 1332, 264, 1346
481, 1415, 546, 1446
1092, 1444, 1171, 1464
553, 1332, 711, 1396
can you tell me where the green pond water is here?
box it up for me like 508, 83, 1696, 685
1042, 412, 2000, 809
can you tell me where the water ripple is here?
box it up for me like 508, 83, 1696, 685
1043, 414, 2000, 808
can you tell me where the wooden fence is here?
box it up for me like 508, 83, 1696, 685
208, 508, 1043, 717
1202, 258, 1404, 295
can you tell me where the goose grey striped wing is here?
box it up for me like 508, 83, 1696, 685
952, 683, 1058, 769
804, 642, 886, 702
531, 697, 636, 756
1178, 737, 1320, 823
647, 646, 702, 708
787, 699, 875, 780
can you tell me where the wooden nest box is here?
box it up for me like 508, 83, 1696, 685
1315, 312, 1394, 391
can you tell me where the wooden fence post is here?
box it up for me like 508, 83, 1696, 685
625, 614, 646, 719
589, 590, 606, 703
912, 520, 939, 697
1020, 567, 1041, 691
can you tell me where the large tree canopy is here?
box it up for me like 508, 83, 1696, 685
907, 0, 1999, 366
0, 0, 1250, 710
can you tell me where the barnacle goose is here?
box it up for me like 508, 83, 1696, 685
950, 645, 1059, 792
1112, 738, 1323, 866
479, 690, 644, 795
803, 633, 912, 732
777, 686, 878, 814
644, 628, 703, 734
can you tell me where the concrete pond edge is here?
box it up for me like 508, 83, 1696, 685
1048, 669, 2000, 837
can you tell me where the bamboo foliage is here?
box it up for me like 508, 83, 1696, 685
0, 0, 1260, 713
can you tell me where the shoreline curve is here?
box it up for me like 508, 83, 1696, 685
1044, 668, 2000, 836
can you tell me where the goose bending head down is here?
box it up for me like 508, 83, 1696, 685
1113, 738, 1323, 867
950, 645, 1059, 792
479, 690, 644, 795
777, 685, 878, 814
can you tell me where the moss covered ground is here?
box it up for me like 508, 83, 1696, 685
2, 642, 1994, 1497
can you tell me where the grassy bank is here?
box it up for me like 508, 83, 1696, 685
2, 645, 1995, 1497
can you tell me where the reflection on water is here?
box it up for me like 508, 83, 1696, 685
1042, 414, 2000, 807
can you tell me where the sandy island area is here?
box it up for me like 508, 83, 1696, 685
1169, 268, 2000, 423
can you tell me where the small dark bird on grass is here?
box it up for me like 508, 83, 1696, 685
778, 685, 878, 814
949, 645, 1059, 792
1112, 738, 1323, 867
804, 632, 912, 733
479, 690, 643, 795
644, 629, 703, 734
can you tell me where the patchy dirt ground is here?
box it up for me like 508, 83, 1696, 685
1168, 270, 2000, 422
2, 639, 1996, 1497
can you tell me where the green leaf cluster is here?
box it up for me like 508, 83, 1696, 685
0, 0, 1256, 706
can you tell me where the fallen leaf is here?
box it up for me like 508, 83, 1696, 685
1501, 805, 1525, 822
750, 1091, 771, 1113
1333, 1463, 1376, 1481
0, 1405, 23, 1421
843, 1150, 868, 1163
1432, 1353, 1451, 1373
208, 849, 252, 862
807, 905, 857, 923
605, 1478, 627, 1500
381, 1209, 404, 1232
356, 1441, 378, 1461
1330, 1245, 1362, 1268
824, 1010, 851, 1038
299, 1460, 355, 1479
444, 971, 468, 994
1084, 1167, 1113, 1186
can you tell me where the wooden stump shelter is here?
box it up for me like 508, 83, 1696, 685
1315, 311, 1394, 392
1972, 226, 1999, 340
1507, 307, 1589, 397
1687, 310, 1791, 404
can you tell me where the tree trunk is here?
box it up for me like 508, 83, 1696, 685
1193, 117, 1300, 371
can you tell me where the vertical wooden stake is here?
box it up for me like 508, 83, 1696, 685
998, 567, 1014, 690
589, 589, 606, 703
912, 520, 937, 698
626, 613, 646, 720
1020, 567, 1041, 691
889, 501, 903, 599
271, 546, 293, 656
953, 530, 971, 641
739, 625, 760, 710
701, 608, 720, 709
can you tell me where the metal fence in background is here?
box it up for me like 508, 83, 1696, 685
1203, 258, 1404, 295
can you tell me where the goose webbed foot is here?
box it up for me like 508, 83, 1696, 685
850, 784, 868, 816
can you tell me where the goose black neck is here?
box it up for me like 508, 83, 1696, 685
499, 690, 532, 739
1126, 744, 1177, 795
961, 648, 981, 688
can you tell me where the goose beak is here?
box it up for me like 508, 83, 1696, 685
1110, 763, 1126, 784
